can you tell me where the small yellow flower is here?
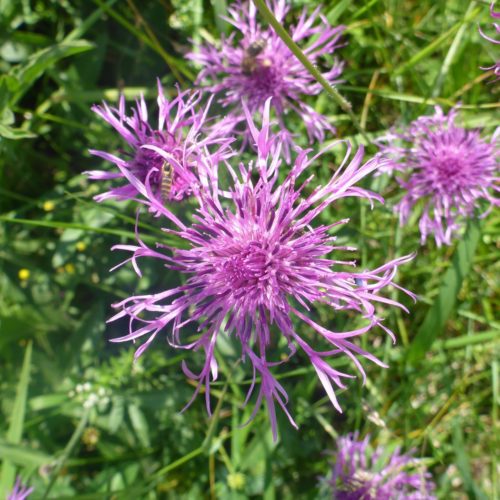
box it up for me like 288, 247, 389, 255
227, 472, 246, 491
43, 200, 55, 212
82, 427, 100, 450
64, 263, 76, 274
76, 242, 86, 252
18, 268, 30, 280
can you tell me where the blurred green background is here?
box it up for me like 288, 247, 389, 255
0, 0, 498, 498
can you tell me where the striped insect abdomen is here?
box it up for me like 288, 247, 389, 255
160, 161, 173, 203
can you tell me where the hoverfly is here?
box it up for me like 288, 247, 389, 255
160, 161, 173, 204
241, 39, 267, 75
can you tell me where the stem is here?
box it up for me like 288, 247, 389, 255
252, 0, 371, 144
42, 409, 90, 499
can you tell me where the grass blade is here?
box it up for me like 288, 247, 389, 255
0, 342, 32, 498
395, 6, 480, 76
407, 221, 482, 364
452, 422, 488, 500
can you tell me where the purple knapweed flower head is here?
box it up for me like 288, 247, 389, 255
86, 81, 234, 213
108, 100, 414, 440
377, 106, 499, 247
7, 477, 33, 500
189, 0, 345, 158
328, 433, 435, 500
479, 2, 500, 81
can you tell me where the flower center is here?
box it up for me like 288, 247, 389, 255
434, 152, 463, 177
222, 242, 269, 291
215, 237, 292, 311
417, 134, 474, 192
241, 52, 284, 101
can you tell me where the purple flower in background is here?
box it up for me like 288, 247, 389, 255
109, 101, 414, 440
328, 433, 435, 500
86, 82, 233, 212
7, 477, 33, 500
378, 106, 499, 247
189, 0, 345, 157
479, 2, 500, 81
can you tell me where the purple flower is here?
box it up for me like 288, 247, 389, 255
108, 101, 414, 440
479, 2, 500, 81
7, 477, 33, 500
189, 0, 345, 158
328, 433, 435, 500
378, 106, 499, 247
86, 82, 233, 212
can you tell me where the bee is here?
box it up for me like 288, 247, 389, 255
241, 39, 267, 75
160, 161, 173, 203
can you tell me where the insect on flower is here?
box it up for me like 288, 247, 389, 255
189, 0, 346, 158
241, 39, 268, 75
86, 82, 234, 213
160, 161, 173, 204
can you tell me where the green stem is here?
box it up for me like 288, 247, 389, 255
42, 409, 90, 499
253, 0, 371, 144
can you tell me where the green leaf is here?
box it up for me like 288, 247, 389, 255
6, 342, 32, 443
407, 221, 482, 364
0, 122, 37, 139
11, 40, 94, 104
108, 398, 125, 433
60, 303, 104, 374
0, 341, 32, 498
438, 330, 499, 350
0, 215, 186, 247
127, 403, 151, 448
211, 0, 228, 34
0, 441, 52, 467
326, 0, 350, 24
